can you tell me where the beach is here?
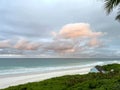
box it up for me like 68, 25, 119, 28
0, 66, 92, 89
0, 58, 119, 89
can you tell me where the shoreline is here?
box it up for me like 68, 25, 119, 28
0, 66, 92, 89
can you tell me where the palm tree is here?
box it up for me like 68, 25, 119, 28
103, 0, 120, 21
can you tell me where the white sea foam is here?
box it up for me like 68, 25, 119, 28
0, 60, 119, 75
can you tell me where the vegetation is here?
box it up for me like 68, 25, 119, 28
2, 64, 120, 90
103, 0, 120, 21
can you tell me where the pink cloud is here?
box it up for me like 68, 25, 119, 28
48, 23, 105, 55
14, 39, 40, 50
0, 23, 105, 57
44, 40, 75, 53
87, 38, 102, 47
0, 40, 11, 48
54, 23, 103, 39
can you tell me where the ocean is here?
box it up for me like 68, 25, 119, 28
0, 58, 120, 75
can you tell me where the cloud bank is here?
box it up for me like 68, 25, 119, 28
0, 23, 104, 57
46, 23, 104, 55
0, 0, 120, 57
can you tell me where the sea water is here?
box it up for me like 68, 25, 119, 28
0, 58, 120, 75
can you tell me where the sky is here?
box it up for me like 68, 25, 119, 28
0, 0, 120, 58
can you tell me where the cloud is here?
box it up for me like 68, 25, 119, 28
0, 23, 105, 57
54, 23, 103, 39
87, 38, 102, 47
44, 23, 105, 55
0, 40, 11, 48
0, 0, 119, 57
14, 39, 40, 50
44, 40, 75, 54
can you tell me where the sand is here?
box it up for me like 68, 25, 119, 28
0, 66, 92, 89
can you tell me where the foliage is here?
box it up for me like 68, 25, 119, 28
103, 0, 120, 21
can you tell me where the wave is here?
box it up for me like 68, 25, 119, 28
0, 60, 120, 75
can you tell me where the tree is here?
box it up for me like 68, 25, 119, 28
103, 0, 120, 21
